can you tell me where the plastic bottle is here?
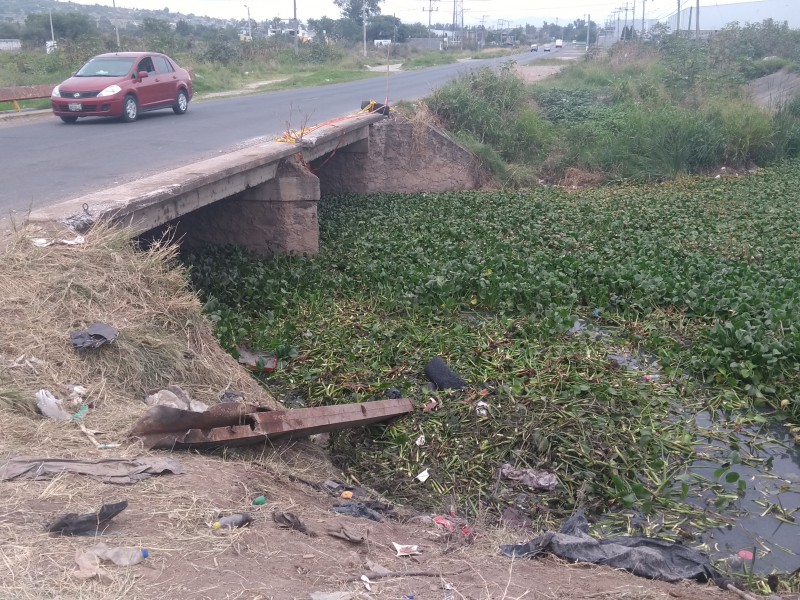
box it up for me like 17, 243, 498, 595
89, 543, 149, 566
252, 496, 266, 506
212, 513, 253, 530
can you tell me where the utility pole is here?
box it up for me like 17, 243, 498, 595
687, 6, 692, 34
244, 4, 252, 39
423, 0, 438, 38
695, 0, 700, 39
641, 0, 646, 37
622, 3, 629, 40
111, 0, 120, 49
631, 0, 636, 37
293, 0, 299, 54
362, 1, 367, 57
676, 0, 680, 35
586, 14, 590, 52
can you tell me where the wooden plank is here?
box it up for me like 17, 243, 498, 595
132, 398, 414, 450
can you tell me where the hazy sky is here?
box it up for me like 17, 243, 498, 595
62, 0, 761, 27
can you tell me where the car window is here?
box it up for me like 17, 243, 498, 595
153, 56, 174, 74
137, 57, 156, 75
76, 57, 135, 77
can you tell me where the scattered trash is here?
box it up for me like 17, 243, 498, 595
9, 354, 45, 373
475, 401, 489, 416
737, 549, 754, 562
321, 479, 364, 498
0, 456, 184, 484
74, 542, 147, 582
365, 558, 391, 575
76, 423, 121, 450
72, 405, 89, 421
212, 513, 253, 530
236, 345, 278, 373
403, 595, 415, 600
252, 495, 266, 506
130, 398, 413, 450
340, 490, 354, 499
326, 524, 366, 544
501, 506, 533, 530
31, 235, 85, 248
361, 574, 372, 591
47, 501, 129, 536
35, 389, 71, 421
331, 502, 385, 522
67, 384, 88, 406
415, 434, 426, 447
144, 385, 209, 413
392, 542, 422, 557
424, 357, 466, 390
499, 508, 718, 584
310, 593, 354, 600
422, 398, 438, 413
387, 387, 402, 399
70, 322, 119, 351
416, 469, 430, 483
500, 463, 558, 492
272, 511, 316, 536
433, 516, 454, 532
219, 389, 245, 403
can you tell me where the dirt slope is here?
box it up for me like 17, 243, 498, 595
0, 226, 737, 600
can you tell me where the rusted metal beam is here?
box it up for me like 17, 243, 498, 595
130, 398, 414, 450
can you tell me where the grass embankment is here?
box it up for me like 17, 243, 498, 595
184, 161, 800, 545
427, 38, 800, 185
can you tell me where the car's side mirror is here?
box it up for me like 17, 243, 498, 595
138, 71, 149, 80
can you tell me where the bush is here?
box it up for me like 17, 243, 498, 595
428, 63, 554, 166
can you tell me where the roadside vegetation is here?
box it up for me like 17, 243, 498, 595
183, 160, 800, 593
427, 20, 800, 185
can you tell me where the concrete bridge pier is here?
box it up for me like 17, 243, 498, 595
172, 159, 320, 256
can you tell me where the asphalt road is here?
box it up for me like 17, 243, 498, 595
0, 48, 558, 214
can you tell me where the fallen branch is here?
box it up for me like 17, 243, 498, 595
347, 567, 469, 581
725, 583, 761, 600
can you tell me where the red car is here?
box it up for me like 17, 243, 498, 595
51, 52, 193, 123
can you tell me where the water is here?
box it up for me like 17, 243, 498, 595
570, 318, 800, 574
688, 410, 800, 574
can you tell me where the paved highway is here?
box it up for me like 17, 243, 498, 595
0, 49, 557, 214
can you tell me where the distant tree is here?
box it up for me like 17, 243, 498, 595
142, 17, 178, 53
333, 0, 382, 26
175, 19, 191, 37
23, 12, 97, 44
367, 15, 401, 41
307, 16, 337, 37
404, 22, 429, 38
0, 22, 21, 38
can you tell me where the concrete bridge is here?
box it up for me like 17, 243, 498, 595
28, 110, 486, 256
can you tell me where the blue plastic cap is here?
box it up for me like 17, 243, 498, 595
141, 549, 149, 559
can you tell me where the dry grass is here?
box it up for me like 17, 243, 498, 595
0, 223, 279, 456
0, 223, 284, 597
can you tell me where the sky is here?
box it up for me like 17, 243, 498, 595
62, 0, 765, 27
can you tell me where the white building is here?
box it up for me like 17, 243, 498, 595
0, 39, 21, 51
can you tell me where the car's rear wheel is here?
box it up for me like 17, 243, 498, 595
173, 89, 188, 115
60, 116, 78, 124
121, 94, 138, 122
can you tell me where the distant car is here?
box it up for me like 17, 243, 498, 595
555, 39, 563, 48
51, 52, 193, 124
543, 44, 552, 52
530, 44, 538, 52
